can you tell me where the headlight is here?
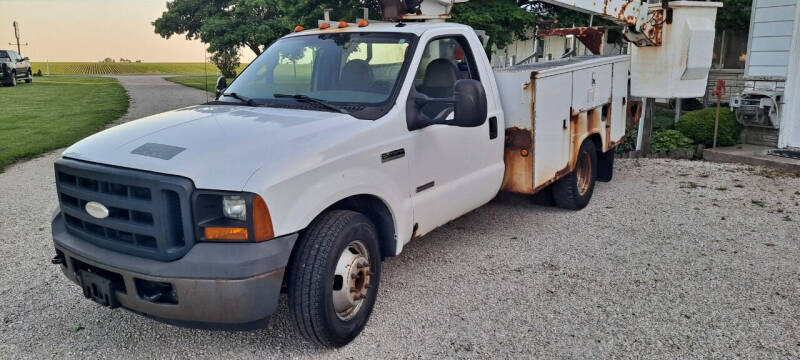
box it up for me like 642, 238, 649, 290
222, 195, 247, 221
193, 191, 274, 242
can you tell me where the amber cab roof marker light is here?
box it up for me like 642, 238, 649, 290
294, 25, 304, 32
320, 22, 330, 29
337, 21, 348, 28
358, 19, 369, 27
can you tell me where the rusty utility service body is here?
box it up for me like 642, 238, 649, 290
50, 0, 721, 347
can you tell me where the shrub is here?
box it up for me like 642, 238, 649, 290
651, 129, 694, 153
35, 69, 42, 76
616, 127, 638, 154
675, 107, 742, 147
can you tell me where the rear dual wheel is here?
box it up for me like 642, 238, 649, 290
287, 210, 381, 348
552, 140, 597, 210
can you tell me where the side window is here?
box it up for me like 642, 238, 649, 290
413, 36, 479, 96
413, 36, 479, 118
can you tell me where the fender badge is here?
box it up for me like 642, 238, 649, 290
85, 201, 110, 219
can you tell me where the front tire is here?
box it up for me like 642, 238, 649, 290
25, 70, 32, 83
287, 210, 381, 348
553, 140, 597, 210
9, 71, 17, 86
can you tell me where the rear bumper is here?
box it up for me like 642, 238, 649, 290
52, 214, 298, 328
0, 65, 10, 81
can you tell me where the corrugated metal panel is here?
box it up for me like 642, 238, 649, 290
745, 0, 798, 79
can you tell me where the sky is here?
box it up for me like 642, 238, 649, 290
0, 0, 256, 62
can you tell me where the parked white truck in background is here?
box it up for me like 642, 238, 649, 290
50, 0, 720, 347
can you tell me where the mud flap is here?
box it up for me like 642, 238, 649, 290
532, 185, 556, 206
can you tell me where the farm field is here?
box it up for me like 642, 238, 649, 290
0, 77, 128, 171
165, 75, 219, 93
30, 62, 248, 75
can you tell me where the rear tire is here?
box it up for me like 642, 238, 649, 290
287, 210, 381, 348
553, 140, 597, 210
596, 150, 614, 182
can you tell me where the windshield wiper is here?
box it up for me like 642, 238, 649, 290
222, 92, 256, 106
273, 93, 349, 114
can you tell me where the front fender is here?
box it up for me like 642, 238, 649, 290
245, 164, 413, 256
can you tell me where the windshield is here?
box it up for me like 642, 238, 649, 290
223, 32, 416, 117
0, 51, 9, 59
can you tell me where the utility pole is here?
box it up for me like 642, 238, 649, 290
9, 21, 28, 55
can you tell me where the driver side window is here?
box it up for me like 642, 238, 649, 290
413, 36, 479, 118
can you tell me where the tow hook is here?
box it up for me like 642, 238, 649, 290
51, 253, 65, 265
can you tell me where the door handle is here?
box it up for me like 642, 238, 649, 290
489, 117, 498, 139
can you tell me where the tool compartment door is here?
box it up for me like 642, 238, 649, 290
533, 72, 572, 189
610, 60, 630, 144
571, 64, 612, 114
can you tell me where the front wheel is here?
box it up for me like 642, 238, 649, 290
25, 70, 32, 83
9, 71, 17, 86
287, 210, 381, 348
553, 140, 597, 210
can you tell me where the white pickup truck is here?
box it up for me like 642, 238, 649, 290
50, 1, 719, 347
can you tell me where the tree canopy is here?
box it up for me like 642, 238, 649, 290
153, 0, 288, 57
154, 0, 750, 71
450, 0, 537, 54
715, 0, 752, 30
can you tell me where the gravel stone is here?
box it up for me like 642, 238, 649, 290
1, 78, 798, 358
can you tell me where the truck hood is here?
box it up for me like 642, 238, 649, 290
63, 104, 365, 190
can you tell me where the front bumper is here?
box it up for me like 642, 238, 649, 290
52, 214, 298, 328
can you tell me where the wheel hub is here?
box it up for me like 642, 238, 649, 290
576, 149, 592, 196
332, 240, 371, 321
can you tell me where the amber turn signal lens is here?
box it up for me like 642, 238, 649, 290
320, 22, 330, 29
204, 227, 248, 241
358, 20, 369, 27
520, 149, 529, 157
294, 26, 304, 32
252, 195, 274, 242
338, 21, 348, 28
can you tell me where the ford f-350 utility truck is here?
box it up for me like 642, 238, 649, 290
50, 0, 720, 347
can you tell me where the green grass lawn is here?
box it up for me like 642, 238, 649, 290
31, 62, 248, 75
165, 75, 219, 93
0, 76, 129, 171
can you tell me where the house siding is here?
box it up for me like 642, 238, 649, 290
745, 0, 797, 79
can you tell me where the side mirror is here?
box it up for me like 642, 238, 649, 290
406, 79, 487, 131
215, 76, 227, 99
22, 57, 29, 61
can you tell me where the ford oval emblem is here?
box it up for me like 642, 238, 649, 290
85, 201, 109, 219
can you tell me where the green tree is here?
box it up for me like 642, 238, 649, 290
211, 48, 240, 78
280, 0, 383, 30
153, 0, 289, 57
715, 0, 751, 30
449, 0, 537, 55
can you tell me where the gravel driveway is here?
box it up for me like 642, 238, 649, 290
1, 78, 799, 358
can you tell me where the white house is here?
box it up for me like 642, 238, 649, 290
727, 0, 800, 149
